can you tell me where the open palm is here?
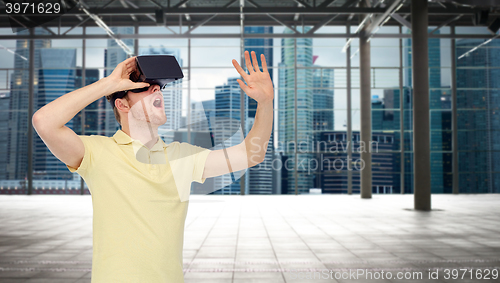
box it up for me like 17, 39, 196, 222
232, 51, 274, 104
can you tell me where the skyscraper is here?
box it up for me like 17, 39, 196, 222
5, 28, 50, 180
190, 100, 215, 132
244, 27, 275, 194
312, 62, 334, 136
73, 68, 101, 136
101, 27, 134, 136
244, 26, 273, 118
456, 39, 500, 193
33, 49, 77, 180
404, 29, 451, 193
278, 27, 314, 194
212, 77, 246, 194
0, 92, 10, 180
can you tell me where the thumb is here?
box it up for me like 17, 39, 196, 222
133, 82, 150, 88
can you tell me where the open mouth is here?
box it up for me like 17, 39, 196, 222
153, 97, 162, 108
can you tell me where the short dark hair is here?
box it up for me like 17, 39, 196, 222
106, 92, 129, 125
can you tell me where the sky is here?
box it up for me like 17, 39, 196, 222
0, 25, 493, 131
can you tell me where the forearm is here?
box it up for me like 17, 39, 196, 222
33, 77, 116, 131
243, 101, 273, 165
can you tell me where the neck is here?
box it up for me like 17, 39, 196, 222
122, 120, 160, 149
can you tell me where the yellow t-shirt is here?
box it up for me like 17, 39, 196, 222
67, 129, 211, 283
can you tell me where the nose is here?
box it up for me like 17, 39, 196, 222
151, 84, 161, 93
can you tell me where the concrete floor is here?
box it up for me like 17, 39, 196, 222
0, 194, 499, 283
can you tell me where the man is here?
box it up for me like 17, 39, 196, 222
31, 50, 273, 282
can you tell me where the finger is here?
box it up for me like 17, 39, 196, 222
125, 66, 135, 76
125, 61, 137, 71
232, 59, 249, 80
125, 64, 134, 73
244, 51, 254, 73
123, 56, 137, 66
251, 51, 260, 72
261, 54, 269, 73
237, 79, 250, 93
133, 82, 150, 88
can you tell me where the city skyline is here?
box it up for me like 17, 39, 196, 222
0, 26, 498, 194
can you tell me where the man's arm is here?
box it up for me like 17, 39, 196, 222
202, 51, 274, 179
32, 56, 149, 169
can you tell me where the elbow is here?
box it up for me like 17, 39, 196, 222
32, 111, 46, 135
257, 153, 265, 164
248, 152, 265, 167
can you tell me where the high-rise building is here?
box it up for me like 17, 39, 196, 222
190, 100, 215, 132
101, 27, 134, 136
189, 100, 216, 195
73, 68, 101, 136
244, 27, 275, 195
0, 92, 10, 180
244, 26, 273, 118
404, 29, 451, 193
212, 77, 247, 194
312, 62, 334, 136
456, 39, 500, 193
5, 28, 51, 180
318, 130, 397, 194
246, 116, 274, 194
33, 49, 77, 180
278, 27, 314, 194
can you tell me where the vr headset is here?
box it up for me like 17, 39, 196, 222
109, 55, 184, 108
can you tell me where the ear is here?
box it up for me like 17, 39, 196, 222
115, 97, 130, 114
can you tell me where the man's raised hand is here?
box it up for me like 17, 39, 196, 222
232, 51, 274, 104
107, 56, 150, 94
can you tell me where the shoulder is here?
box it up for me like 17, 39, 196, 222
168, 141, 209, 153
78, 134, 116, 150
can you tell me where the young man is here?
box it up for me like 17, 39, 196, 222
31, 51, 273, 282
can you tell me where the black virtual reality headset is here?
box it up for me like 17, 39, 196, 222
109, 55, 184, 108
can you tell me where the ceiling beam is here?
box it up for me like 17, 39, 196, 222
430, 14, 463, 34
62, 17, 91, 35
292, 0, 312, 8
266, 14, 299, 34
185, 14, 218, 34
173, 0, 192, 9
223, 0, 239, 8
365, 0, 403, 35
0, 32, 494, 40
306, 14, 339, 34
245, 0, 261, 8
0, 6, 485, 16
318, 0, 338, 8
391, 13, 411, 29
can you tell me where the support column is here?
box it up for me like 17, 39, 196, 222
412, 0, 431, 210
346, 24, 353, 195
81, 26, 86, 195
27, 28, 34, 195
359, 1, 372, 199
239, 0, 246, 195
451, 25, 459, 195
294, 37, 298, 195
399, 25, 405, 194
187, 37, 191, 145
134, 25, 139, 56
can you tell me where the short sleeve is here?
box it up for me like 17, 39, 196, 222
191, 146, 212, 184
178, 142, 211, 184
66, 135, 101, 178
